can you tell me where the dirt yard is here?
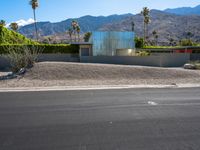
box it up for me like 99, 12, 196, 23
1, 62, 200, 88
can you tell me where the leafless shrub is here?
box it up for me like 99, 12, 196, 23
2, 45, 43, 73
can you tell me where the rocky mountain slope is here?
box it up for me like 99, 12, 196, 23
19, 14, 132, 38
100, 10, 200, 44
18, 5, 200, 44
164, 4, 200, 15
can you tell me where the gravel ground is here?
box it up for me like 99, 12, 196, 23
1, 62, 200, 88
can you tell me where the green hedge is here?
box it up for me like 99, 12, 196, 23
0, 44, 79, 54
0, 26, 37, 45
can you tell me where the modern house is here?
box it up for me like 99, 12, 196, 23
79, 31, 135, 57
78, 31, 191, 67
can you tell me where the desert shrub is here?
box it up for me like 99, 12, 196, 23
136, 51, 150, 56
1, 45, 43, 73
179, 39, 196, 46
189, 61, 200, 70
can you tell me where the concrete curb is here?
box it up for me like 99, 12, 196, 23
0, 84, 200, 92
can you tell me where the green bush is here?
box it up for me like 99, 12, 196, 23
0, 26, 36, 44
0, 44, 79, 54
179, 39, 196, 46
135, 37, 144, 48
136, 51, 150, 56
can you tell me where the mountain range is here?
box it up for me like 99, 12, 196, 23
164, 4, 200, 15
100, 10, 200, 44
18, 4, 200, 44
19, 14, 132, 38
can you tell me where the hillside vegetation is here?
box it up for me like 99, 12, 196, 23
0, 26, 36, 44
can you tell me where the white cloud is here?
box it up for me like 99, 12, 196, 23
6, 18, 35, 28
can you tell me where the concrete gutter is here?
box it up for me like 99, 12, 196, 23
0, 84, 200, 92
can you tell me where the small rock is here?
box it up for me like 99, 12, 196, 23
184, 64, 196, 70
16, 68, 26, 75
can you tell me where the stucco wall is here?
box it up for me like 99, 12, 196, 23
0, 53, 191, 70
190, 54, 200, 61
80, 54, 190, 67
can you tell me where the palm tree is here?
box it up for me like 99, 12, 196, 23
169, 38, 174, 46
71, 20, 79, 42
9, 22, 19, 32
29, 0, 39, 41
186, 32, 193, 40
84, 32, 92, 42
0, 20, 6, 27
152, 30, 158, 45
68, 28, 73, 43
141, 7, 150, 45
144, 16, 150, 40
76, 25, 81, 42
131, 21, 135, 32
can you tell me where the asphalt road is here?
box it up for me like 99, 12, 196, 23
0, 88, 200, 150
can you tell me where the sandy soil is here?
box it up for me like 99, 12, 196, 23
1, 62, 200, 88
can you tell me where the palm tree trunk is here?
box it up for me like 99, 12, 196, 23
146, 24, 148, 45
33, 9, 38, 41
143, 21, 146, 45
70, 35, 72, 43
146, 24, 148, 39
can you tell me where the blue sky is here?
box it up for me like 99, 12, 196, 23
1, 0, 200, 24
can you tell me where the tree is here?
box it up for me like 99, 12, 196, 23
0, 20, 6, 27
134, 37, 144, 48
29, 0, 39, 41
9, 23, 19, 32
68, 28, 73, 43
76, 25, 81, 42
169, 38, 174, 46
131, 21, 135, 32
144, 16, 151, 40
152, 30, 158, 46
71, 20, 81, 42
186, 32, 193, 40
71, 20, 78, 42
141, 7, 150, 45
84, 32, 92, 42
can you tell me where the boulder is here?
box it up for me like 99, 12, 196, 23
184, 63, 196, 70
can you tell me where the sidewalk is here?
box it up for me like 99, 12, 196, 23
0, 84, 200, 92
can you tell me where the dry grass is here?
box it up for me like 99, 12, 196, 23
1, 62, 200, 88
